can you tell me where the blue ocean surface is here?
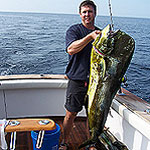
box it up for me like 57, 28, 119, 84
0, 12, 150, 102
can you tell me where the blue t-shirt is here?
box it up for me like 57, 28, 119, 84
65, 23, 99, 81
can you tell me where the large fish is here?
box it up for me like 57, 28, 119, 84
79, 24, 135, 149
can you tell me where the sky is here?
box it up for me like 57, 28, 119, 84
0, 0, 150, 19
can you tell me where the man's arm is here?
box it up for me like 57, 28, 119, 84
67, 30, 101, 55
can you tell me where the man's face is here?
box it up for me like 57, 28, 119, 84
79, 5, 96, 26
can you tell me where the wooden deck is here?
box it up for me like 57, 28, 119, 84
5, 117, 88, 150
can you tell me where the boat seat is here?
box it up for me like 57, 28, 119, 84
5, 118, 56, 132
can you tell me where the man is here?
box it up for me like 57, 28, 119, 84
59, 1, 101, 150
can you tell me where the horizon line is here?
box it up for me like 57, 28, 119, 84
0, 10, 149, 20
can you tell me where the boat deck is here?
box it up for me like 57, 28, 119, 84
5, 117, 88, 150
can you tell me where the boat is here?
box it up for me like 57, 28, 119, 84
0, 74, 150, 150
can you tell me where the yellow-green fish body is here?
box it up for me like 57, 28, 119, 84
79, 24, 135, 149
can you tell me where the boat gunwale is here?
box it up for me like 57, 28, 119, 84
0, 74, 67, 81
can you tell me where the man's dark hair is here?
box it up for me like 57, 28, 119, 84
79, 0, 97, 14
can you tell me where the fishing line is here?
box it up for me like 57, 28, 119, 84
108, 0, 114, 31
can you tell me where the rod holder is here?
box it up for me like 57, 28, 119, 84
118, 87, 126, 96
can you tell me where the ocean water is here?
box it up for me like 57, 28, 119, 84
0, 12, 149, 102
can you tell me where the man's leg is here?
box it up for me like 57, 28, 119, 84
59, 110, 77, 150
62, 110, 77, 143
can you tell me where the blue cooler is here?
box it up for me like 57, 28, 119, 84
31, 123, 61, 150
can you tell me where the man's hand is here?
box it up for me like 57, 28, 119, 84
89, 30, 101, 40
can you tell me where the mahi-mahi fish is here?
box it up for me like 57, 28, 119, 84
79, 24, 135, 149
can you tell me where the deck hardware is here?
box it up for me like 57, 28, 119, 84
109, 109, 113, 118
144, 109, 150, 114
38, 120, 50, 125
118, 88, 126, 96
118, 76, 128, 96
10, 132, 16, 150
36, 130, 45, 149
9, 121, 20, 126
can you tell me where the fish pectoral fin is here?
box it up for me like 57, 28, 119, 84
101, 58, 106, 78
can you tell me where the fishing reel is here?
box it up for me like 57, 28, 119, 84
121, 75, 128, 87
118, 75, 128, 96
